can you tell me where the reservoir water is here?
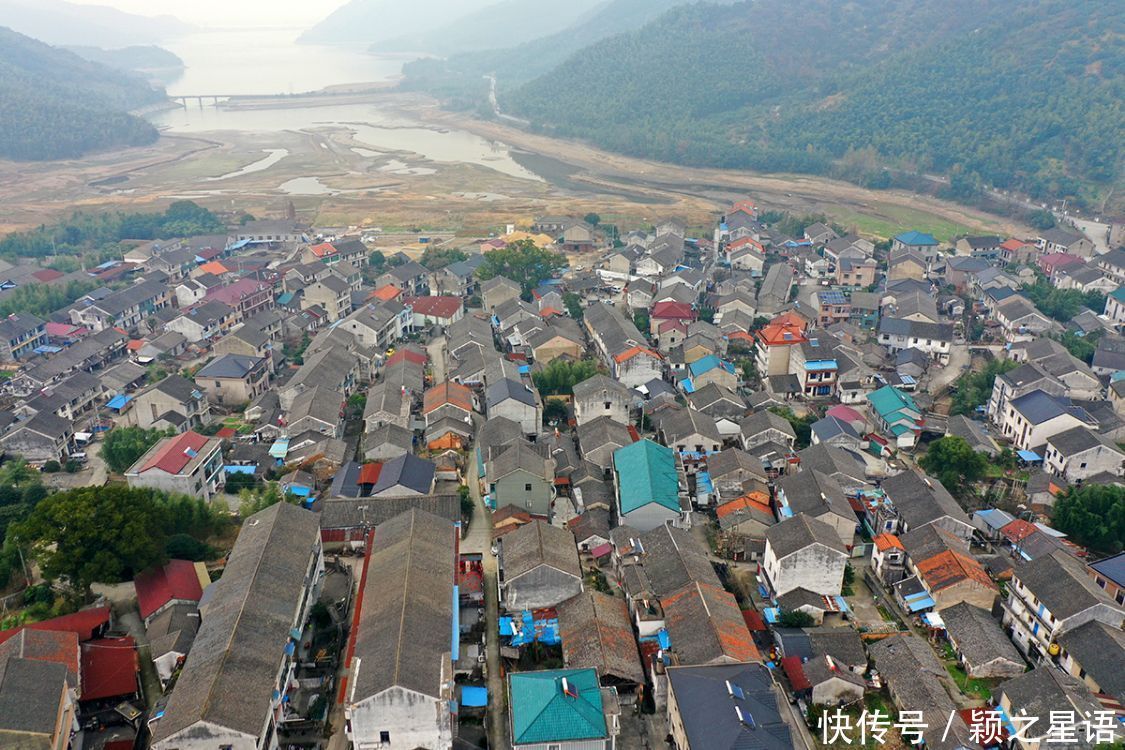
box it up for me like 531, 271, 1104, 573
150, 28, 541, 182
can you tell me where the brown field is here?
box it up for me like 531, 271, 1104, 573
0, 91, 1026, 240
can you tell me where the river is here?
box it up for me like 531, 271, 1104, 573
149, 28, 541, 181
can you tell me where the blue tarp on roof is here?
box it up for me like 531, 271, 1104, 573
461, 687, 488, 707
224, 465, 256, 475
904, 593, 936, 612
763, 607, 781, 623
33, 345, 63, 354
286, 484, 312, 497
227, 239, 252, 250
106, 394, 132, 410
269, 438, 289, 459
1017, 450, 1042, 462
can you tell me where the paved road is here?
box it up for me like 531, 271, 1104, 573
427, 337, 447, 382
927, 343, 971, 396
465, 456, 509, 750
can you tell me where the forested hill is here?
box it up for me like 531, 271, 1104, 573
400, 0, 738, 105
504, 0, 1123, 208
0, 27, 164, 161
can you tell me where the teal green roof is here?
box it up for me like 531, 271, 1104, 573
1110, 287, 1125, 303
894, 230, 939, 246
613, 439, 680, 514
867, 385, 918, 418
509, 669, 607, 745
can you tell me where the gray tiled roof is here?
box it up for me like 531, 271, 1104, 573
486, 377, 537, 408
351, 509, 455, 701
806, 626, 867, 668
196, 353, 263, 379
940, 602, 1023, 670
635, 523, 721, 598
501, 521, 581, 581
556, 591, 644, 684
999, 666, 1101, 736
1056, 620, 1125, 700
0, 657, 69, 739
150, 503, 320, 743
319, 495, 460, 529
1012, 549, 1120, 621
371, 453, 436, 495
765, 513, 847, 558
881, 469, 969, 530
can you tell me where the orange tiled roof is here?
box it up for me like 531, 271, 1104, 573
197, 261, 228, 275
715, 492, 771, 520
613, 345, 662, 364
309, 242, 337, 258
916, 550, 995, 592
423, 380, 473, 414
756, 313, 808, 347
661, 582, 760, 662
370, 284, 402, 301
872, 533, 904, 551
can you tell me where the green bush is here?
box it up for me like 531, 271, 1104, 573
40, 460, 60, 473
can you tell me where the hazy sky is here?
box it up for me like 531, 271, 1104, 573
67, 0, 350, 28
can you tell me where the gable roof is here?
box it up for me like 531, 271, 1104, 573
765, 513, 847, 559
665, 663, 792, 750
915, 550, 995, 593
150, 503, 320, 743
613, 439, 680, 514
556, 591, 644, 684
134, 431, 217, 476
940, 601, 1023, 669
894, 230, 939, 247
370, 453, 435, 495
1055, 619, 1125, 700
661, 582, 759, 663
423, 380, 473, 414
881, 470, 969, 530
502, 521, 581, 581
349, 509, 454, 702
1013, 549, 1120, 620
133, 560, 205, 621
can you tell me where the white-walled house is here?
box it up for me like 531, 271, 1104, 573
761, 514, 848, 598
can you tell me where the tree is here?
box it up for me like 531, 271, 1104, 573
583, 213, 601, 227
1027, 209, 1057, 230
420, 246, 468, 271
1022, 280, 1105, 323
1053, 484, 1125, 555
368, 250, 386, 270
476, 239, 567, 298
15, 486, 168, 590
543, 398, 569, 426
950, 358, 1017, 416
769, 407, 816, 450
778, 609, 815, 628
101, 426, 170, 474
239, 482, 297, 520
164, 533, 215, 562
532, 358, 600, 396
918, 436, 988, 498
562, 291, 584, 320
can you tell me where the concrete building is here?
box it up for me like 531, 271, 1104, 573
486, 378, 541, 436
1043, 426, 1125, 482
150, 503, 323, 750
343, 509, 457, 750
487, 441, 555, 519
125, 431, 224, 501
613, 439, 686, 532
761, 514, 848, 598
508, 669, 618, 750
665, 663, 791, 750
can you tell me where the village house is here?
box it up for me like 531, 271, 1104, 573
488, 440, 555, 518
1055, 618, 1125, 701
0, 312, 47, 361
877, 318, 953, 362
125, 431, 224, 501
301, 276, 353, 323
487, 377, 541, 435
0, 410, 75, 464
508, 669, 619, 750
205, 277, 274, 322
131, 375, 211, 432
761, 514, 848, 598
939, 601, 1026, 678
1036, 226, 1095, 257
342, 509, 456, 750
613, 439, 685, 531
576, 416, 633, 472
867, 385, 923, 449
482, 276, 522, 311
149, 503, 322, 750
877, 469, 974, 540
572, 373, 633, 426
1001, 549, 1123, 665
194, 354, 270, 406
665, 663, 792, 750
584, 302, 664, 388
500, 521, 583, 611
1043, 426, 1125, 482
70, 277, 173, 332
1000, 389, 1096, 452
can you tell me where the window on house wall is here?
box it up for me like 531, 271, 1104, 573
379, 731, 391, 745
524, 483, 532, 492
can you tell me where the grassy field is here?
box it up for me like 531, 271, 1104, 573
826, 204, 986, 242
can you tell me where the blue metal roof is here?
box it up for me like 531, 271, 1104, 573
1017, 450, 1042, 462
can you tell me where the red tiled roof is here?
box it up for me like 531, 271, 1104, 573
781, 655, 812, 691
197, 261, 229, 275
309, 242, 337, 258
872, 533, 904, 552
730, 200, 757, 215
1, 629, 79, 684
127, 339, 145, 351
657, 318, 688, 334
386, 348, 426, 366
45, 322, 86, 337
138, 431, 212, 475
727, 236, 764, 252
31, 269, 64, 282
424, 380, 474, 414
216, 427, 237, 439
742, 609, 767, 632
1000, 238, 1031, 251
916, 550, 995, 593
206, 278, 269, 305
404, 295, 462, 319
757, 311, 809, 346
80, 636, 139, 701
1000, 519, 1038, 543
651, 301, 696, 320
133, 560, 204, 621
0, 605, 110, 646
358, 463, 383, 486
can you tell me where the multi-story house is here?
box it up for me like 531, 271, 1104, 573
877, 318, 953, 363
572, 374, 633, 426
125, 431, 224, 500
0, 313, 47, 361
131, 375, 212, 432
789, 335, 837, 398
70, 277, 172, 332
301, 276, 353, 323
754, 311, 808, 377
194, 354, 271, 406
986, 362, 1065, 426
205, 278, 274, 322
998, 390, 1095, 452
1000, 549, 1123, 665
